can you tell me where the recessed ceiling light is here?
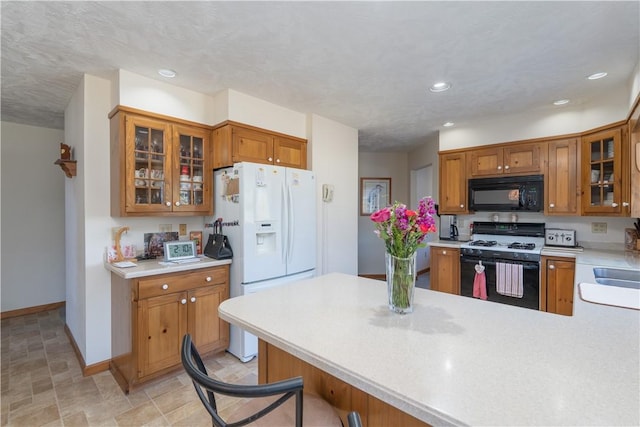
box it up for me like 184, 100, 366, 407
587, 72, 607, 80
429, 82, 451, 92
158, 69, 176, 78
553, 99, 570, 106
443, 122, 455, 127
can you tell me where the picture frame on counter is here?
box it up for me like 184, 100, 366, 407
360, 177, 391, 216
190, 230, 203, 255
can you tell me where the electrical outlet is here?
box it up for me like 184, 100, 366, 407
179, 224, 187, 236
591, 222, 607, 233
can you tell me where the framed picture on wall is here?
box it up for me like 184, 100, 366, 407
360, 177, 391, 216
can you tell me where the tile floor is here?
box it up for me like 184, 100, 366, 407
415, 272, 430, 290
1, 308, 258, 426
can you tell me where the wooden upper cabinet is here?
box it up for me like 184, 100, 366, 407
438, 152, 467, 214
581, 125, 629, 216
274, 135, 308, 169
469, 143, 542, 177
231, 126, 274, 165
109, 106, 212, 217
545, 138, 579, 215
213, 122, 308, 170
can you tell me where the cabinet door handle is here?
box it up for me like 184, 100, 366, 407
549, 265, 555, 270
181, 298, 187, 304
190, 296, 196, 303
206, 276, 212, 282
268, 157, 273, 162
276, 158, 281, 163
504, 165, 510, 170
611, 202, 618, 208
549, 203, 555, 208
497, 165, 502, 170
623, 202, 629, 207
162, 284, 169, 290
175, 201, 181, 207
165, 202, 171, 207
442, 250, 447, 255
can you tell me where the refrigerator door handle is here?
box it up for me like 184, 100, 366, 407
288, 185, 294, 264
281, 181, 288, 262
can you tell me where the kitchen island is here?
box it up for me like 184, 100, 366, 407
219, 272, 640, 426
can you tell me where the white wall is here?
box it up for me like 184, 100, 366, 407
1, 122, 66, 312
440, 84, 630, 151
308, 114, 359, 275
64, 79, 86, 355
227, 89, 307, 138
117, 70, 216, 124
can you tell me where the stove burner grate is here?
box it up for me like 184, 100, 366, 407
508, 242, 536, 250
470, 240, 497, 247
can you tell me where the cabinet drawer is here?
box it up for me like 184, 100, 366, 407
137, 267, 228, 299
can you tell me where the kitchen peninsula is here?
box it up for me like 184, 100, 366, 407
219, 273, 640, 426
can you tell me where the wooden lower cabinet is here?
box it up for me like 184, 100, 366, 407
258, 340, 429, 427
110, 265, 230, 393
429, 247, 460, 295
541, 256, 575, 316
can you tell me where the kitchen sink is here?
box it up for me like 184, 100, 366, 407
593, 268, 640, 290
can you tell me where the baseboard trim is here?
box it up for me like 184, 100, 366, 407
418, 267, 430, 276
64, 324, 110, 377
1, 301, 66, 319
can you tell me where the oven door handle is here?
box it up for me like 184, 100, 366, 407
461, 257, 539, 270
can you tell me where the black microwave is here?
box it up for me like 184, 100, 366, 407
468, 175, 543, 212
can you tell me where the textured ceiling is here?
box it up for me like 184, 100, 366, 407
1, 1, 639, 151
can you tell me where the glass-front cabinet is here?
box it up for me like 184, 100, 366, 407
172, 125, 210, 214
110, 108, 212, 217
581, 126, 626, 215
130, 117, 171, 212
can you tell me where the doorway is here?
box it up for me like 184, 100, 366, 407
411, 165, 433, 289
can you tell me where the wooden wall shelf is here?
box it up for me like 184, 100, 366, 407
55, 159, 77, 178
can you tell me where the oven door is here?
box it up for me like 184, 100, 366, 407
460, 255, 540, 310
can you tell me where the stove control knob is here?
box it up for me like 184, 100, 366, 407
513, 252, 519, 259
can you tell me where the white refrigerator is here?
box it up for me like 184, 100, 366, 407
212, 162, 316, 362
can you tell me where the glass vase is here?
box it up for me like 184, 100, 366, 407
385, 252, 417, 314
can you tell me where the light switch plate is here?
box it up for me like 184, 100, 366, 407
179, 224, 187, 236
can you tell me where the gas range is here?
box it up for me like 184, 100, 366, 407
460, 222, 545, 262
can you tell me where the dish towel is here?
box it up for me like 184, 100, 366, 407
496, 262, 524, 298
473, 263, 487, 300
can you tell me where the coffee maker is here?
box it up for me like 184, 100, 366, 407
435, 205, 459, 241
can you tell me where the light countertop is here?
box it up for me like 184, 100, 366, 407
428, 240, 466, 249
104, 257, 231, 279
219, 272, 640, 426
